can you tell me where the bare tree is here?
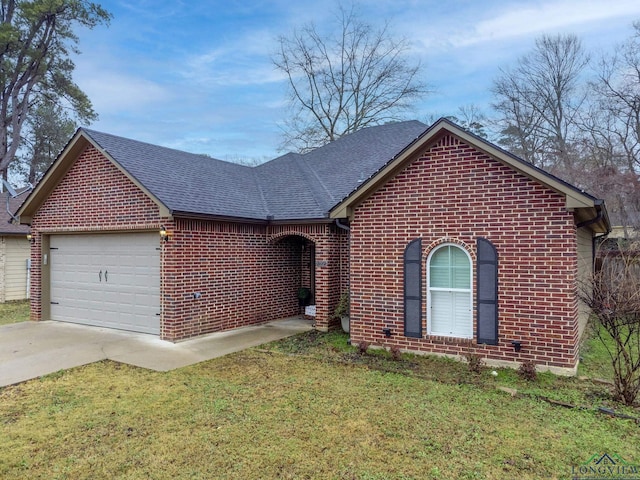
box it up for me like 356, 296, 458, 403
223, 153, 271, 167
580, 246, 640, 406
0, 0, 111, 180
492, 34, 589, 169
273, 4, 428, 152
587, 21, 640, 175
425, 104, 490, 139
448, 104, 490, 139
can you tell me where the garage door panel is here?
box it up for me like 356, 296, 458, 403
115, 273, 136, 287
50, 233, 160, 334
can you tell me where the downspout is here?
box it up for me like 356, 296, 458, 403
575, 201, 609, 272
335, 218, 351, 340
335, 218, 350, 232
335, 218, 350, 291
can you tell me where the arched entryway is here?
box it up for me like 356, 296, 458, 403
267, 224, 349, 331
269, 233, 319, 321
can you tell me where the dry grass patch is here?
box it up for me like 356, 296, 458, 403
0, 300, 29, 326
0, 332, 639, 479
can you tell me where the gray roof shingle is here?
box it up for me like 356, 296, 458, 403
82, 121, 429, 221
82, 129, 268, 219
0, 190, 31, 235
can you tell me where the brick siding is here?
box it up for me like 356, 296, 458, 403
349, 134, 580, 372
28, 145, 349, 340
267, 224, 349, 331
29, 145, 165, 323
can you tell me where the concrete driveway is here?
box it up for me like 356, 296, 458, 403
0, 317, 313, 387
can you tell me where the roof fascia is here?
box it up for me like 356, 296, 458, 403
330, 119, 600, 219
173, 211, 333, 225
172, 211, 268, 225
18, 130, 171, 223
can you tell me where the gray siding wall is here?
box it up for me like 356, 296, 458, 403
576, 228, 594, 337
3, 236, 30, 302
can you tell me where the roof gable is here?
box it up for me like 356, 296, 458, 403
18, 130, 170, 223
329, 118, 610, 233
18, 128, 269, 223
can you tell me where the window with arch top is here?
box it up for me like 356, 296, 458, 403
427, 244, 473, 338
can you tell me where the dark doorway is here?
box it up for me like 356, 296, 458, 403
309, 243, 316, 298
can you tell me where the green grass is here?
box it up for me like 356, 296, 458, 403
1, 330, 638, 480
579, 325, 615, 380
0, 300, 29, 326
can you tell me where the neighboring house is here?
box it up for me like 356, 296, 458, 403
596, 225, 639, 274
603, 225, 638, 243
0, 190, 31, 303
17, 119, 610, 374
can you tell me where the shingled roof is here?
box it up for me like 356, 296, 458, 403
82, 129, 268, 220
0, 189, 30, 235
80, 120, 428, 221
18, 118, 609, 232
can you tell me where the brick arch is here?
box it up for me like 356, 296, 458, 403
423, 237, 476, 262
267, 231, 318, 244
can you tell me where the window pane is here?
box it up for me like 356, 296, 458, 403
452, 291, 471, 336
430, 265, 450, 288
452, 265, 470, 289
430, 290, 452, 335
430, 247, 450, 288
451, 247, 468, 266
429, 246, 470, 289
430, 247, 450, 267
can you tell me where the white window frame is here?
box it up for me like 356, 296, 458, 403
427, 243, 473, 339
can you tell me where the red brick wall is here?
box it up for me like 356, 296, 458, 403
349, 134, 580, 371
29, 145, 165, 322
161, 219, 303, 340
29, 144, 349, 339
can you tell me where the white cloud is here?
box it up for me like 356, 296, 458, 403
67, 0, 640, 160
75, 69, 170, 113
451, 0, 640, 47
181, 30, 287, 87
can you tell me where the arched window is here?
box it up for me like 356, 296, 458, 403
427, 244, 472, 338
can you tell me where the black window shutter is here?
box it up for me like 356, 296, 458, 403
404, 238, 422, 338
477, 238, 498, 345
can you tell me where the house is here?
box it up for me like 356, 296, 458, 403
0, 189, 31, 303
595, 225, 639, 275
17, 119, 610, 374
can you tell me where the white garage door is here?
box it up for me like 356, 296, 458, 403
50, 232, 160, 334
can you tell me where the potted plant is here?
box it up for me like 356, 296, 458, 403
334, 289, 350, 333
297, 287, 312, 307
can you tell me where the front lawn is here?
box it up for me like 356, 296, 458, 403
0, 300, 29, 326
1, 330, 638, 479
579, 324, 616, 380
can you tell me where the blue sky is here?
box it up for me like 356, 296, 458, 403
71, 0, 640, 162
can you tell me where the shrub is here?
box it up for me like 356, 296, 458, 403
357, 341, 369, 355
334, 289, 350, 318
390, 345, 402, 361
465, 350, 485, 374
518, 360, 538, 381
579, 248, 640, 405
